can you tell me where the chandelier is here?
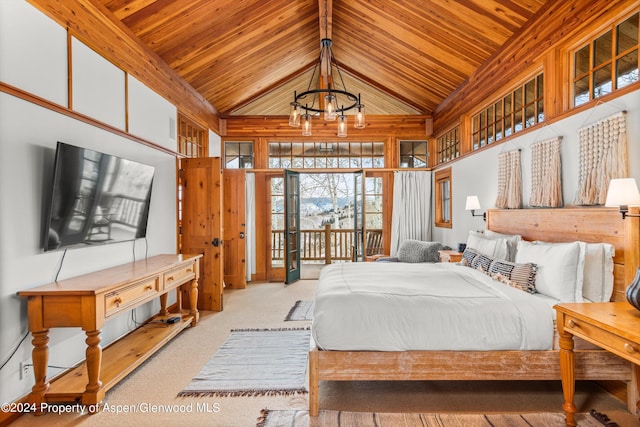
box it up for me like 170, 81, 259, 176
288, 37, 365, 137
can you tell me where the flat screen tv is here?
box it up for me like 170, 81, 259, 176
43, 142, 155, 251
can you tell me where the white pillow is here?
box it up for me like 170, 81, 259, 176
515, 240, 586, 302
484, 230, 521, 262
467, 231, 509, 260
582, 243, 615, 302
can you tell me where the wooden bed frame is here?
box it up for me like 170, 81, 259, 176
309, 207, 640, 416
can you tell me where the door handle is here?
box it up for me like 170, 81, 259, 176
239, 232, 245, 239
212, 238, 219, 247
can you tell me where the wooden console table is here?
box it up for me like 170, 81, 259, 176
18, 254, 202, 410
555, 302, 640, 426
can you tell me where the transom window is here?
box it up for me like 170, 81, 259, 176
573, 12, 639, 106
268, 142, 385, 169
178, 115, 207, 158
224, 141, 254, 168
399, 140, 428, 168
436, 126, 460, 164
471, 73, 544, 150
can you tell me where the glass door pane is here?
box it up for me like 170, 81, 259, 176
284, 170, 300, 284
353, 171, 364, 262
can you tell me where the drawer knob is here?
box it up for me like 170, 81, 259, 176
167, 276, 174, 281
567, 319, 577, 328
114, 297, 122, 307
145, 285, 153, 291
624, 343, 636, 354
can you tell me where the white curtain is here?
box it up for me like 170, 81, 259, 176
245, 172, 256, 282
390, 171, 432, 257
574, 111, 628, 206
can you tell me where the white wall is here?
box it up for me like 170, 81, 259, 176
0, 0, 67, 105
128, 75, 177, 149
0, 1, 179, 404
209, 129, 222, 157
72, 37, 127, 129
432, 89, 640, 249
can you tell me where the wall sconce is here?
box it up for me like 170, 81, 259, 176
605, 178, 640, 219
465, 196, 486, 221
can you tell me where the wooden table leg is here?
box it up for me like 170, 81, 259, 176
189, 278, 199, 326
559, 330, 577, 427
176, 287, 183, 313
28, 329, 49, 414
82, 329, 103, 405
159, 293, 169, 317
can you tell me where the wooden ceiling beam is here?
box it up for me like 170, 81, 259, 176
319, 0, 332, 40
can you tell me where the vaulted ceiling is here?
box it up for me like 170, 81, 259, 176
99, 0, 549, 117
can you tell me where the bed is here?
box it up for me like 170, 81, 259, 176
308, 207, 640, 416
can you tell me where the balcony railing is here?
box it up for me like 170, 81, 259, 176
272, 225, 382, 264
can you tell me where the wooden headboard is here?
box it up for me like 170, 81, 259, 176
486, 207, 640, 302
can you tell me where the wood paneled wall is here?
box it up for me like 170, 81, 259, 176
222, 115, 430, 138
433, 0, 637, 134
27, 0, 219, 132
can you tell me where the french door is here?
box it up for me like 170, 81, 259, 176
284, 170, 300, 284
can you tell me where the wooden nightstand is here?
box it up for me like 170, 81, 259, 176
365, 254, 388, 262
555, 302, 640, 426
438, 250, 463, 263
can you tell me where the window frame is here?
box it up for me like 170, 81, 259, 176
224, 141, 254, 169
434, 168, 452, 229
398, 140, 428, 168
267, 141, 385, 169
471, 72, 544, 151
571, 11, 639, 107
436, 126, 460, 164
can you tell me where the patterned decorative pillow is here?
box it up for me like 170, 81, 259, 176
472, 253, 495, 272
461, 247, 482, 266
488, 259, 538, 294
491, 272, 531, 293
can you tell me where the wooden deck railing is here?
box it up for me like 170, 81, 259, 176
272, 225, 382, 264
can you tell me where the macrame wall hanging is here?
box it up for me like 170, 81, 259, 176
495, 149, 522, 209
574, 111, 628, 206
530, 136, 563, 207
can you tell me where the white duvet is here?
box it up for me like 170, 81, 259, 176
312, 262, 555, 351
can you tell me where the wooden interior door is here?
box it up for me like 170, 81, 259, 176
181, 157, 224, 311
223, 169, 246, 289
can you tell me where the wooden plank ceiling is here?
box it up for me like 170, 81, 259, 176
100, 0, 548, 117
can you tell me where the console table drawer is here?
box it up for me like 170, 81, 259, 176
105, 277, 160, 317
563, 315, 640, 364
163, 263, 196, 289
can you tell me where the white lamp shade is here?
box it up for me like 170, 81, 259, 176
465, 196, 481, 211
605, 178, 640, 207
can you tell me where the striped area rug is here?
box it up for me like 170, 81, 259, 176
284, 300, 315, 321
257, 409, 604, 427
178, 328, 310, 397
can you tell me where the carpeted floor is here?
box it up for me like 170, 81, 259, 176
9, 280, 640, 427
